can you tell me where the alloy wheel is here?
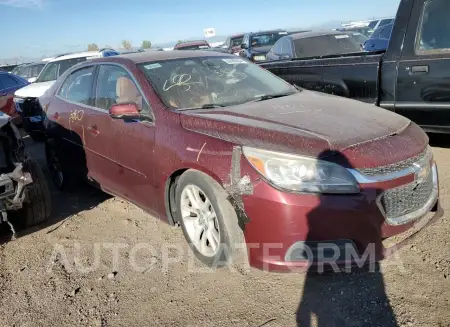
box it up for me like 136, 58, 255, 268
180, 184, 221, 257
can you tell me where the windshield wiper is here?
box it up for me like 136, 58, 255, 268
252, 91, 298, 102
178, 103, 227, 111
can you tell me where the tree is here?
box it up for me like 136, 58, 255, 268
141, 40, 152, 49
122, 40, 132, 50
87, 43, 99, 51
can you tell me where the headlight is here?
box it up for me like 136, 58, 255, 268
253, 55, 266, 61
243, 147, 359, 194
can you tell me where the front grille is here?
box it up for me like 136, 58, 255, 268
379, 167, 434, 221
357, 148, 429, 176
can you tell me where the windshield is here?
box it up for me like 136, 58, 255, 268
36, 57, 88, 83
231, 37, 244, 47
294, 34, 363, 58
250, 31, 288, 48
138, 56, 296, 110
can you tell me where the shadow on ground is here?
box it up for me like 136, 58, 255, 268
0, 137, 110, 244
428, 133, 450, 148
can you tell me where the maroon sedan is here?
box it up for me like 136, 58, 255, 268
40, 51, 442, 272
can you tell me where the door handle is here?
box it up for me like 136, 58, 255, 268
409, 65, 429, 74
87, 125, 100, 136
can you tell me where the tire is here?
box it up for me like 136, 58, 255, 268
13, 157, 52, 228
45, 138, 80, 191
175, 169, 247, 268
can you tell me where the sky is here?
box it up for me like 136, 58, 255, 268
1, 0, 400, 60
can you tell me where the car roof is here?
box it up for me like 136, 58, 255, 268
95, 50, 232, 64
176, 40, 209, 47
48, 51, 105, 62
290, 30, 348, 40
247, 29, 286, 36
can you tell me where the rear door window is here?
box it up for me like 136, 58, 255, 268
57, 66, 95, 105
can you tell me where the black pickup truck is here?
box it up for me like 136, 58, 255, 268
260, 0, 450, 134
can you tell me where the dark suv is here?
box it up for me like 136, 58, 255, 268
239, 29, 288, 62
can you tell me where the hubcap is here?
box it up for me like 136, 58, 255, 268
180, 184, 220, 257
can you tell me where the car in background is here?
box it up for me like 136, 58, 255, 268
14, 50, 119, 141
40, 50, 441, 272
367, 17, 395, 35
0, 71, 29, 122
266, 31, 363, 61
10, 62, 46, 83
239, 29, 288, 62
0, 65, 19, 73
174, 40, 211, 50
363, 22, 394, 51
221, 34, 245, 54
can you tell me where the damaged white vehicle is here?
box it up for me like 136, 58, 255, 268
0, 112, 51, 238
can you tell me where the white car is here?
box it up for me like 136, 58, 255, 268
14, 49, 119, 140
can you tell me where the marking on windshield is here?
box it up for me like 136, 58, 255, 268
162, 74, 201, 92
144, 63, 162, 70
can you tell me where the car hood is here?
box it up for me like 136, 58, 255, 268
249, 46, 273, 55
14, 80, 55, 98
180, 90, 411, 159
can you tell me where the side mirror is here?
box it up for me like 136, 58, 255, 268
109, 103, 140, 119
240, 43, 247, 49
28, 77, 37, 83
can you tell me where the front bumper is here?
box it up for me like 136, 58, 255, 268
240, 158, 442, 272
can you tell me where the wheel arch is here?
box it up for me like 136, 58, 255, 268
163, 165, 226, 226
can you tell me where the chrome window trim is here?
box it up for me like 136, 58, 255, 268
375, 164, 438, 226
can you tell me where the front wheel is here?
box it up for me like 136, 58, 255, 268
176, 169, 246, 268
